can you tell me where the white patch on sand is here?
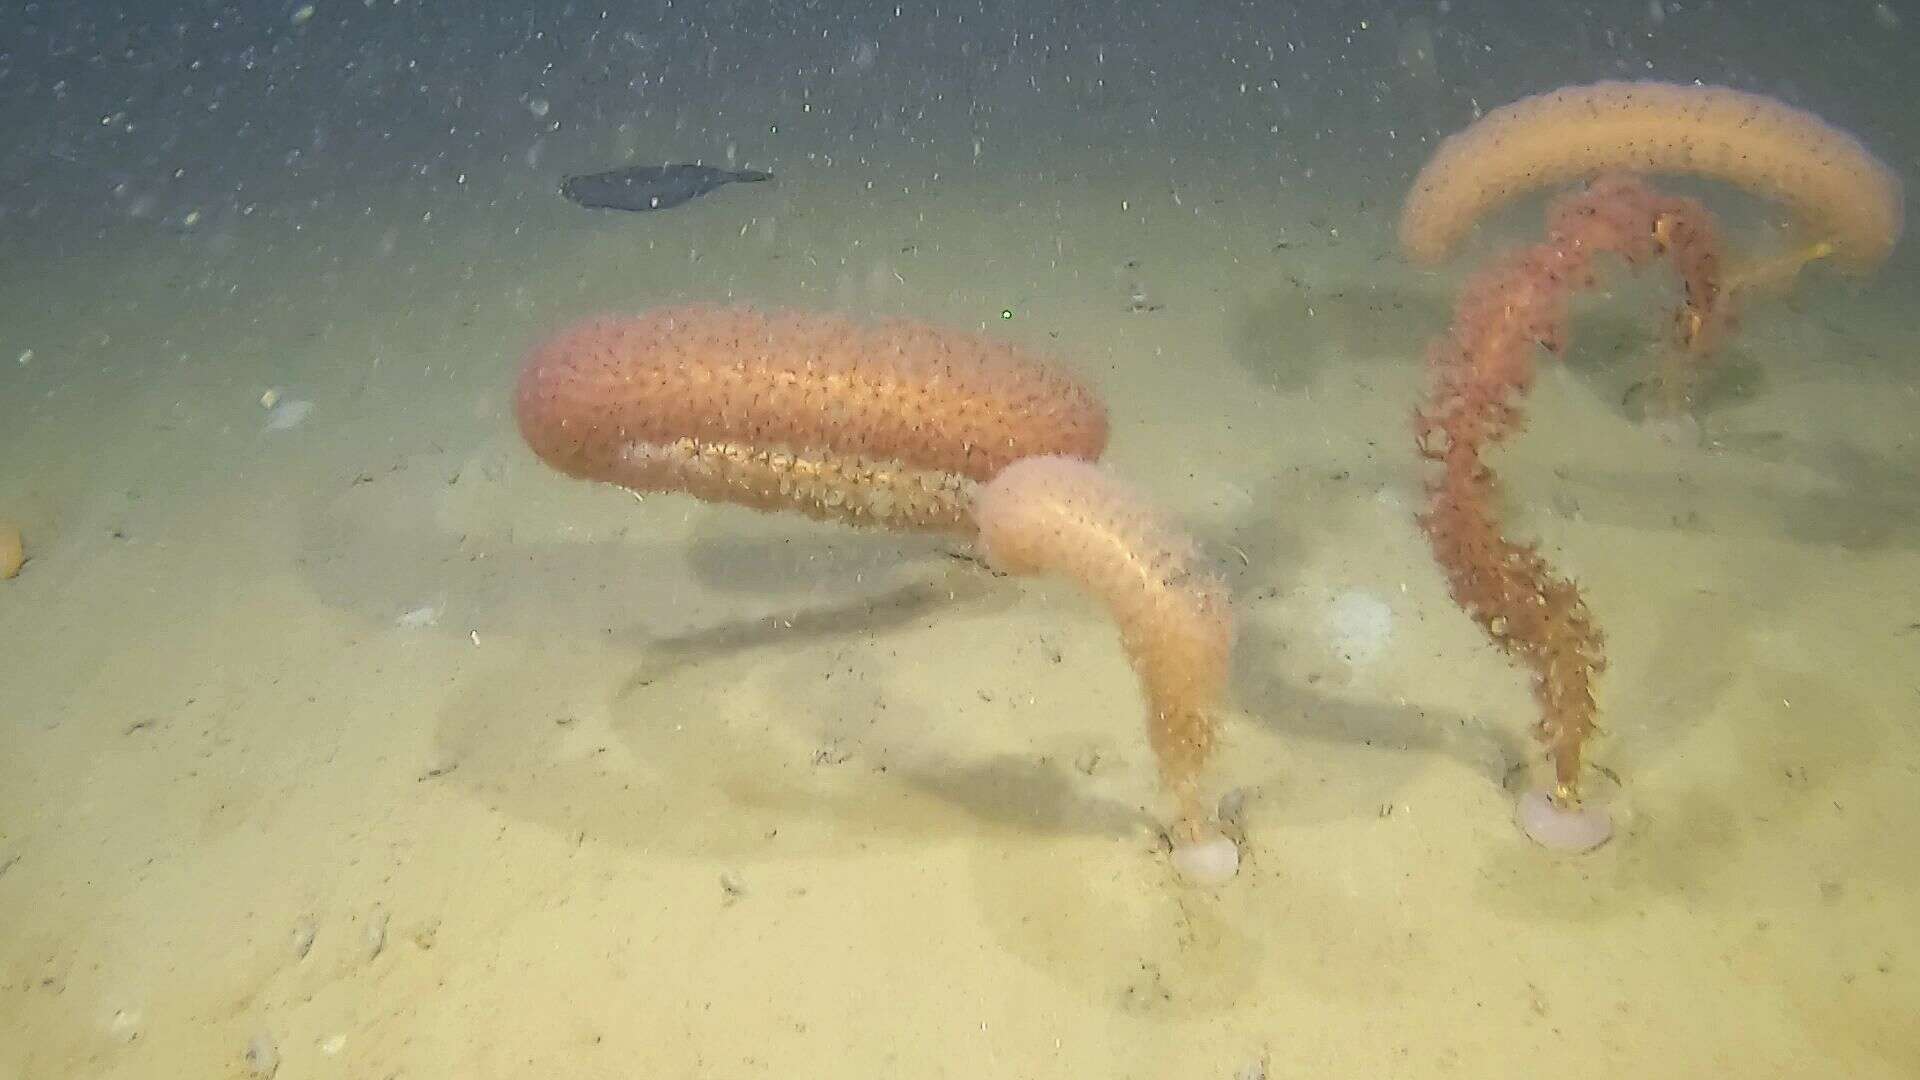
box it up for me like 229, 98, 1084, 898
1322, 588, 1394, 667
264, 398, 314, 432
395, 602, 441, 629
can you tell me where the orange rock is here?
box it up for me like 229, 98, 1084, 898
0, 523, 22, 579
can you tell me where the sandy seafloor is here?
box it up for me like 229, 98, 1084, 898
2, 3, 1918, 1078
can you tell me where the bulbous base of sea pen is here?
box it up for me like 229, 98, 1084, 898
1170, 830, 1241, 886
1515, 787, 1614, 853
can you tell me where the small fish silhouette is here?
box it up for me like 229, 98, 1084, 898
559, 163, 773, 212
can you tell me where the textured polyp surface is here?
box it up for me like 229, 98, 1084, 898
515, 305, 1108, 489
1401, 81, 1903, 270
610, 437, 980, 532
973, 455, 1232, 828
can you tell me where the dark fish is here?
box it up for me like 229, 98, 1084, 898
559, 163, 773, 212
